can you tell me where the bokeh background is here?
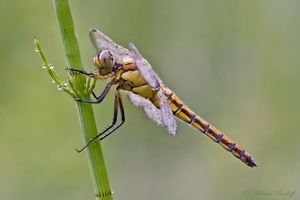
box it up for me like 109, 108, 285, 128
1, 0, 299, 200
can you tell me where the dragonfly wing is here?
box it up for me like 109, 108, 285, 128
128, 43, 160, 89
89, 28, 132, 62
156, 89, 177, 135
128, 43, 177, 135
127, 92, 163, 126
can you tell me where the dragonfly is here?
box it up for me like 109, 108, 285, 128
67, 28, 257, 167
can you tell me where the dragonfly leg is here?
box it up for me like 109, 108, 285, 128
99, 89, 125, 140
66, 67, 108, 80
76, 81, 113, 104
76, 89, 125, 152
92, 91, 97, 99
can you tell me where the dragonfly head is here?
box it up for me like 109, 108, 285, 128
93, 50, 114, 76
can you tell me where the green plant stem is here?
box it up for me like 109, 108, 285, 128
52, 0, 112, 199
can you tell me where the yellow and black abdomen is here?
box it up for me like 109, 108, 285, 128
164, 88, 256, 167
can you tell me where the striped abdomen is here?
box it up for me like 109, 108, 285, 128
164, 88, 256, 167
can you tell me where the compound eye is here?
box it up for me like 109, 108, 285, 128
93, 50, 114, 75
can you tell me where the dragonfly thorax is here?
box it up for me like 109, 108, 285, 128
93, 50, 114, 76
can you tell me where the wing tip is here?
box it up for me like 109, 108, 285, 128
167, 125, 177, 136
90, 28, 98, 33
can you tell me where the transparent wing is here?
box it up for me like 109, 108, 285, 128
156, 90, 177, 135
128, 43, 161, 89
89, 28, 132, 62
127, 92, 163, 126
128, 43, 177, 135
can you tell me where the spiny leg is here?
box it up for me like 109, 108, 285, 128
92, 92, 97, 99
66, 67, 109, 80
99, 89, 125, 140
76, 89, 125, 152
76, 81, 113, 104
66, 67, 114, 104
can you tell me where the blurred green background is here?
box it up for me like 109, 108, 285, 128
1, 0, 299, 199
